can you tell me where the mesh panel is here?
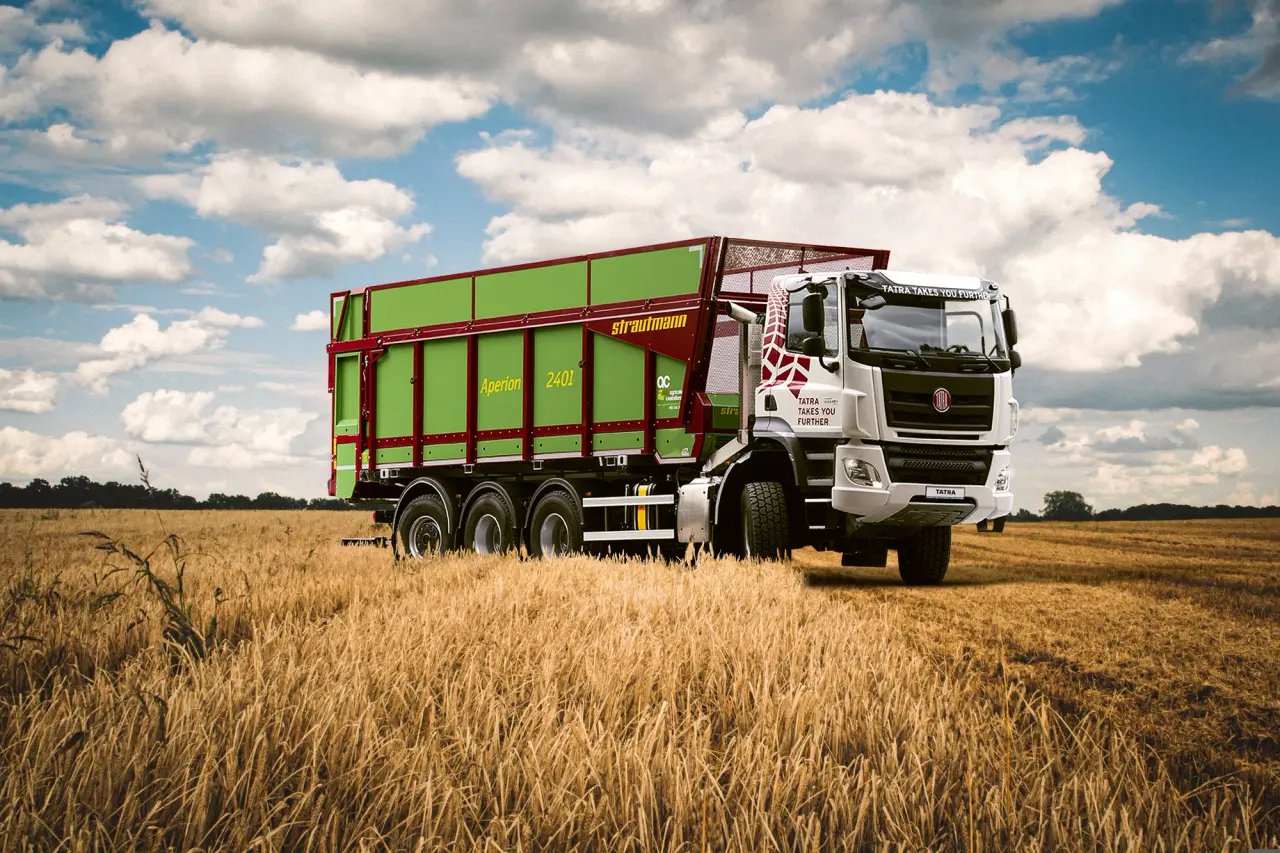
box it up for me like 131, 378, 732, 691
705, 317, 740, 394
718, 240, 878, 294
722, 243, 855, 272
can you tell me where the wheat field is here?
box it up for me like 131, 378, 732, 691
0, 509, 1275, 850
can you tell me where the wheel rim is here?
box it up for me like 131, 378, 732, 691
473, 513, 503, 554
538, 512, 570, 557
408, 516, 442, 558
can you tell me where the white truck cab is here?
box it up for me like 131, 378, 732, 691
705, 268, 1020, 582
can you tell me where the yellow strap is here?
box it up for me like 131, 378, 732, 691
637, 484, 649, 530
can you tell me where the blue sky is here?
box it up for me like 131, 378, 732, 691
0, 0, 1277, 510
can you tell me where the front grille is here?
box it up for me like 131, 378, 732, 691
881, 369, 994, 432
881, 443, 992, 486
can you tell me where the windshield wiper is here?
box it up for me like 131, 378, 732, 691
903, 347, 933, 369
969, 348, 1001, 373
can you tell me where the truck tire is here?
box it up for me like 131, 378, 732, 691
398, 495, 452, 558
463, 491, 518, 555
897, 526, 950, 585
527, 490, 582, 558
741, 481, 789, 560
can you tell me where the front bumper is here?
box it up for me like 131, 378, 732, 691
831, 444, 1013, 525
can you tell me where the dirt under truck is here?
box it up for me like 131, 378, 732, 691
327, 237, 1021, 584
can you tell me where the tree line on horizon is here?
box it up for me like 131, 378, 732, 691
1011, 490, 1280, 522
0, 478, 1277, 521
0, 476, 357, 511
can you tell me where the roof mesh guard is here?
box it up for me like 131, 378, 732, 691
717, 238, 885, 295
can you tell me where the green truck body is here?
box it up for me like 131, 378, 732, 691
328, 237, 885, 501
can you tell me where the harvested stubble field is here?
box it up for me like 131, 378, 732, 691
0, 510, 1276, 850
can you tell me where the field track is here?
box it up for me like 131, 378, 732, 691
1, 510, 1276, 849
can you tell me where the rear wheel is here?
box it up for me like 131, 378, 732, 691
398, 495, 452, 558
527, 491, 582, 558
740, 481, 789, 560
463, 491, 518, 555
897, 526, 951, 585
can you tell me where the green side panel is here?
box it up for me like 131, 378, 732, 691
369, 277, 471, 333
592, 334, 643, 424
590, 245, 705, 305
654, 354, 687, 421
336, 471, 354, 499
700, 433, 732, 460
423, 339, 467, 435
335, 443, 356, 499
335, 294, 364, 341
424, 442, 465, 461
477, 331, 523, 431
656, 428, 695, 460
533, 324, 582, 426
375, 446, 412, 464
475, 262, 587, 319
594, 431, 643, 451
478, 438, 522, 458
533, 434, 581, 454
707, 392, 742, 431
374, 344, 413, 439
334, 354, 361, 436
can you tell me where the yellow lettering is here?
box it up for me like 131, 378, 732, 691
608, 312, 689, 337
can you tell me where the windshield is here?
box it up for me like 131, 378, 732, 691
847, 288, 1008, 359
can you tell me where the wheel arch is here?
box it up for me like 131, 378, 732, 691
393, 476, 458, 535
458, 480, 527, 535
751, 417, 810, 487
525, 477, 584, 542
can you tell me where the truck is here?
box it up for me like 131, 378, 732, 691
327, 236, 1020, 584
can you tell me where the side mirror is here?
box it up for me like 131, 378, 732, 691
1009, 350, 1022, 371
801, 335, 825, 357
859, 294, 886, 310
801, 290, 824, 333
1002, 308, 1018, 347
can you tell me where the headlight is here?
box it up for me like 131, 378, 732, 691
843, 457, 883, 488
994, 465, 1012, 492
1009, 399, 1019, 437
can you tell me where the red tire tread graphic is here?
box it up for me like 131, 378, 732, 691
758, 283, 812, 399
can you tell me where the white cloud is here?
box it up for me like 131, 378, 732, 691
0, 195, 193, 300
1181, 0, 1280, 100
122, 388, 318, 468
0, 425, 132, 481
76, 307, 264, 393
1092, 443, 1249, 498
0, 4, 87, 56
0, 367, 60, 413
1033, 414, 1250, 501
290, 310, 329, 332
455, 90, 1280, 374
0, 26, 493, 158
1019, 406, 1085, 426
123, 0, 1122, 133
139, 154, 430, 280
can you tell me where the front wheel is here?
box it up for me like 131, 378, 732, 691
897, 526, 951, 585
741, 481, 790, 560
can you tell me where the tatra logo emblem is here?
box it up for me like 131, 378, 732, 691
932, 388, 952, 413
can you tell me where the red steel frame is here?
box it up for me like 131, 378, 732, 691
329, 237, 891, 482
